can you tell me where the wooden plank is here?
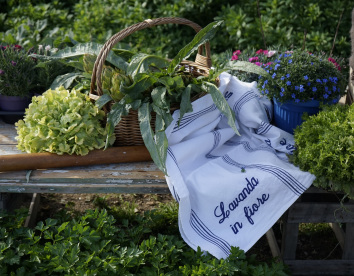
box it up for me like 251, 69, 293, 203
287, 202, 354, 223
329, 223, 345, 249
265, 228, 281, 258
24, 193, 40, 228
343, 223, 354, 259
284, 260, 354, 275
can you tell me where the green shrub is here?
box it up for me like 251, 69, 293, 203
1, 0, 351, 59
0, 203, 288, 275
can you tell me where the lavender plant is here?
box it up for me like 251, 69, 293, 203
0, 45, 36, 97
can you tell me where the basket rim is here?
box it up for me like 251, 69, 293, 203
89, 17, 213, 98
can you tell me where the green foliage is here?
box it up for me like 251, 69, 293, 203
15, 86, 108, 155
102, 21, 238, 175
291, 104, 354, 199
1, 0, 351, 60
0, 202, 288, 275
0, 44, 36, 97
216, 0, 352, 59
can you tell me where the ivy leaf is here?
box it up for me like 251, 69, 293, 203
168, 21, 223, 74
138, 102, 167, 175
201, 81, 240, 135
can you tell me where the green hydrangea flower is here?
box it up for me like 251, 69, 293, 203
16, 86, 108, 155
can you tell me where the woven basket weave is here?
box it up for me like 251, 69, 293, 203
90, 17, 212, 146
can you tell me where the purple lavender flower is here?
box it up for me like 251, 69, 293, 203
0, 69, 4, 75
11, 61, 17, 66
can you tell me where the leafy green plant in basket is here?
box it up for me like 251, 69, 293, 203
290, 104, 354, 199
15, 86, 109, 155
31, 41, 134, 93
95, 21, 239, 175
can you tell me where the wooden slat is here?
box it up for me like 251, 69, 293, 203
284, 260, 354, 275
265, 228, 281, 258
287, 202, 354, 223
343, 223, 354, 259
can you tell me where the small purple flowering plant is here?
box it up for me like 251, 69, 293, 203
230, 48, 347, 104
0, 44, 37, 97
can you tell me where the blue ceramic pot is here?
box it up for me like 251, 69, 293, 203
273, 98, 321, 134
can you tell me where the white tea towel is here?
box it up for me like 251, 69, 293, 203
165, 72, 315, 259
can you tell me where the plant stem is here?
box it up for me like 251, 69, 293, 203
330, 8, 344, 58
257, 0, 267, 49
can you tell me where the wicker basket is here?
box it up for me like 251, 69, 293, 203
89, 17, 213, 146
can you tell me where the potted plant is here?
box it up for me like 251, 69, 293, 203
0, 44, 37, 122
290, 103, 354, 199
227, 48, 347, 133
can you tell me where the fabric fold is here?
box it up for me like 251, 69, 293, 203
165, 72, 315, 259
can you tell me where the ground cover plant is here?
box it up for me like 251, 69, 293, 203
0, 199, 289, 275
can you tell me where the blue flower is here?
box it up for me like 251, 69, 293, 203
286, 81, 291, 86
272, 73, 276, 79
322, 79, 328, 83
323, 94, 329, 99
304, 75, 308, 80
264, 80, 268, 84
295, 99, 300, 103
288, 59, 293, 64
281, 76, 285, 81
280, 92, 284, 97
307, 82, 311, 86
332, 98, 338, 103
316, 79, 322, 83
332, 86, 337, 92
291, 93, 296, 99
281, 87, 285, 92
295, 86, 299, 90
265, 89, 269, 94
286, 74, 290, 78
325, 86, 329, 92
299, 85, 304, 92
312, 87, 317, 92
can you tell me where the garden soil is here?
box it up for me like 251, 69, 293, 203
33, 192, 343, 263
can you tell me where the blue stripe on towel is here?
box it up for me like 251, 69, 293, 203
222, 155, 306, 196
256, 122, 273, 135
206, 130, 221, 159
172, 104, 218, 133
167, 148, 181, 202
233, 90, 257, 116
190, 210, 231, 256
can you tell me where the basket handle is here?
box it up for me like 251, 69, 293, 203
90, 17, 212, 96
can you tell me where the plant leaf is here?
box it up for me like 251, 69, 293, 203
168, 21, 223, 74
138, 103, 167, 174
51, 42, 128, 71
95, 94, 112, 109
127, 53, 169, 80
179, 85, 193, 123
105, 99, 130, 148
223, 61, 270, 78
50, 72, 83, 89
201, 81, 240, 135
120, 74, 157, 101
